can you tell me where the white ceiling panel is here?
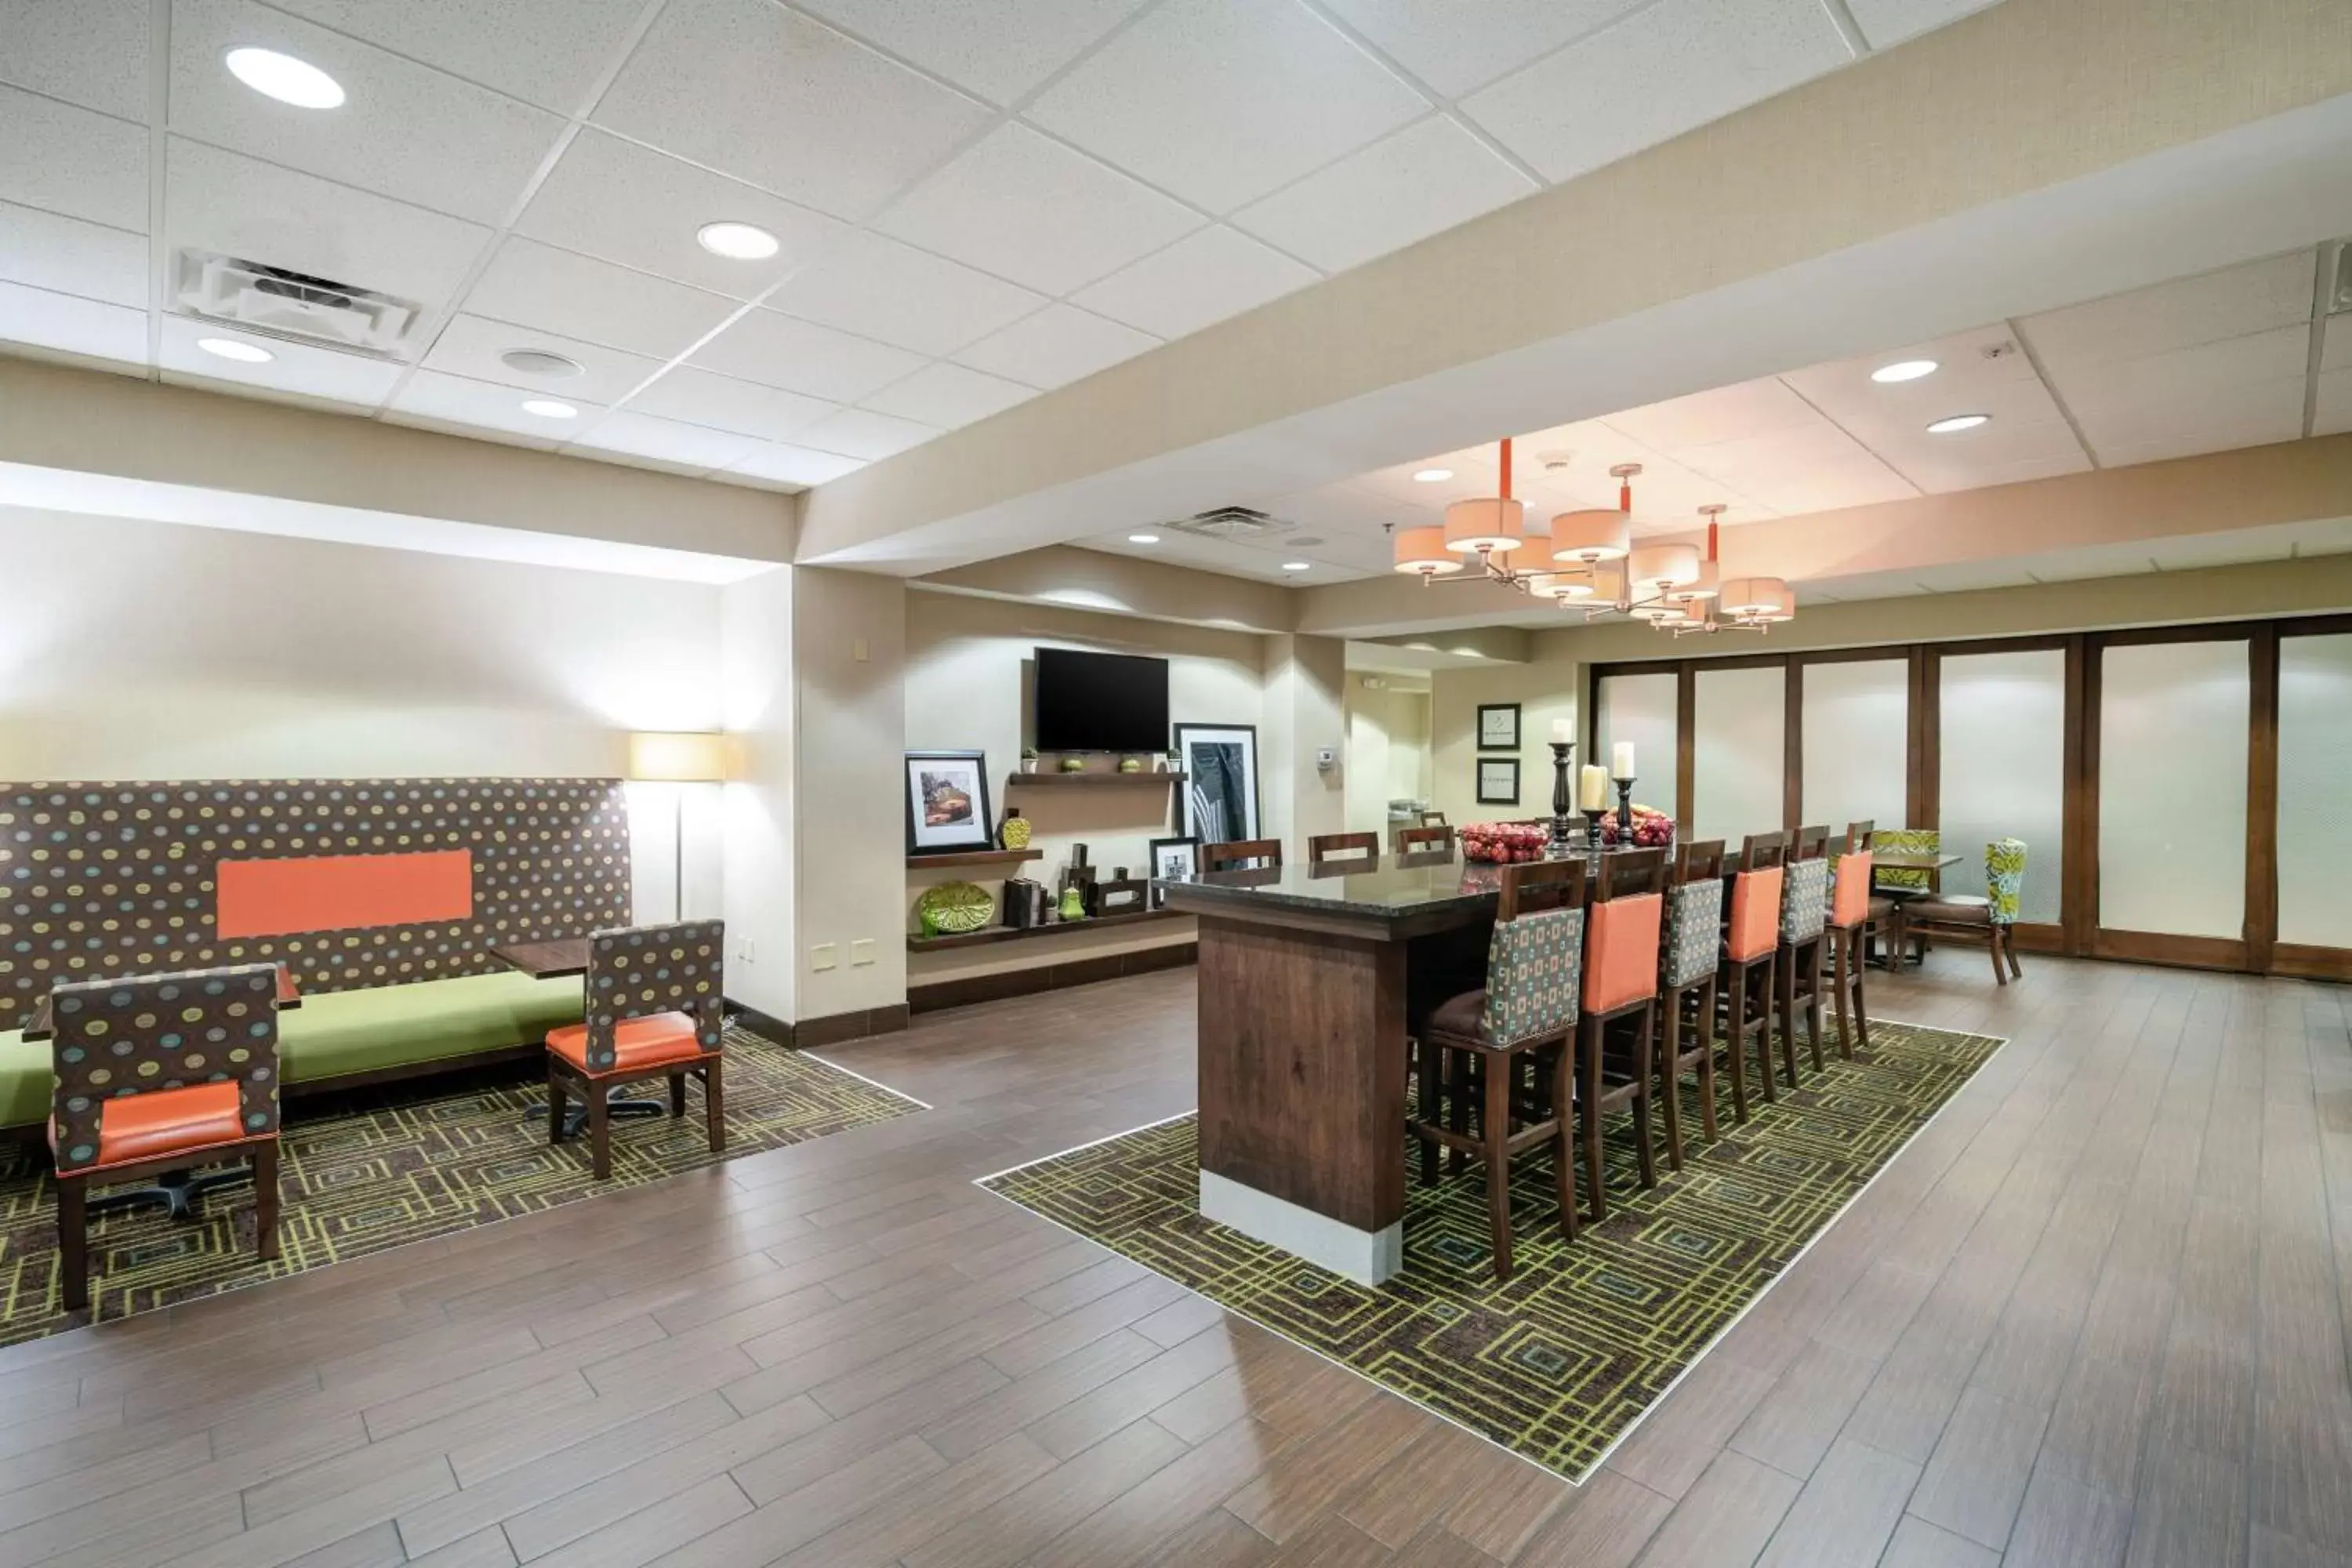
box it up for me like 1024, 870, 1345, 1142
166, 0, 562, 227
1873, 425, 2090, 494
795, 0, 1153, 107
0, 85, 149, 231
622, 364, 838, 441
592, 0, 994, 223
568, 409, 761, 474
861, 362, 1037, 429
0, 201, 147, 308
1843, 0, 2005, 51
1670, 422, 1917, 510
0, 0, 150, 121
2316, 367, 2352, 437
1318, 0, 1650, 100
2019, 252, 2315, 366
797, 406, 940, 460
419, 313, 662, 405
2041, 323, 2312, 414
688, 307, 928, 404
516, 130, 844, 301
1230, 115, 1536, 274
1779, 325, 2039, 421
158, 315, 402, 407
1071, 223, 1317, 339
262, 0, 650, 114
2074, 376, 2308, 466
386, 368, 603, 445
950, 302, 1160, 388
2324, 314, 2351, 373
1602, 375, 1824, 452
0, 279, 148, 366
720, 441, 868, 490
875, 124, 1201, 297
465, 237, 739, 361
770, 231, 1046, 357
165, 138, 493, 316
1463, 0, 1853, 185
1025, 0, 1428, 214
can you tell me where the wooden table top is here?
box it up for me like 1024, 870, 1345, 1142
491, 938, 590, 979
21, 963, 303, 1043
1872, 851, 1963, 873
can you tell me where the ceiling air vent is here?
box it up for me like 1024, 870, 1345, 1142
1163, 505, 1292, 541
172, 249, 419, 357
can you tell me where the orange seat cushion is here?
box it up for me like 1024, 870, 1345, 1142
547, 1012, 708, 1076
49, 1081, 249, 1171
1728, 867, 1784, 962
1582, 893, 1663, 1015
1830, 851, 1874, 928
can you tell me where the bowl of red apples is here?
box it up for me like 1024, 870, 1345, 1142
1602, 804, 1675, 849
1461, 821, 1552, 863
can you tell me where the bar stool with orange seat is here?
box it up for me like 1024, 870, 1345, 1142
1655, 839, 1726, 1171
1719, 831, 1787, 1124
546, 920, 727, 1180
48, 964, 285, 1313
1574, 847, 1668, 1224
1825, 824, 1881, 1058
1776, 825, 1833, 1081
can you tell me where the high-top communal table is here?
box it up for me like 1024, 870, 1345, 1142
1158, 848, 1542, 1285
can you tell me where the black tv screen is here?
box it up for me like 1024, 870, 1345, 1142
1034, 648, 1170, 753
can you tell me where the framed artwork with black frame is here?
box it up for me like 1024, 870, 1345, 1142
1174, 723, 1260, 845
1476, 702, 1521, 751
904, 750, 996, 856
1475, 757, 1520, 805
1146, 836, 1200, 907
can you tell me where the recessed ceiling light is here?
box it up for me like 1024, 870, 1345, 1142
223, 47, 345, 109
1926, 413, 1991, 434
500, 348, 583, 379
1127, 532, 1160, 544
1280, 561, 1311, 572
1412, 467, 1452, 483
697, 222, 780, 260
520, 398, 579, 419
196, 336, 274, 364
1871, 358, 1939, 383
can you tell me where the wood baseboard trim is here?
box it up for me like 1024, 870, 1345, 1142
909, 942, 1197, 1014
722, 999, 912, 1050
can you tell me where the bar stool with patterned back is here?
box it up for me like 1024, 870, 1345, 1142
1900, 839, 2028, 985
1419, 810, 1449, 828
49, 964, 285, 1312
1411, 857, 1587, 1279
1307, 832, 1379, 864
545, 920, 726, 1179
1719, 831, 1787, 1124
1777, 825, 1832, 1081
1575, 847, 1668, 1224
1200, 838, 1283, 872
1656, 839, 1726, 1172
1393, 822, 1456, 854
1825, 823, 1879, 1056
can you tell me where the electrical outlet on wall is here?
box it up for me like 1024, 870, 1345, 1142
850, 938, 876, 967
735, 937, 755, 964
811, 942, 837, 972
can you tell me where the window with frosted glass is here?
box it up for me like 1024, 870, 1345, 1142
2098, 639, 2248, 940
1938, 648, 2064, 922
2278, 633, 2352, 949
1802, 660, 1907, 844
1595, 671, 1679, 822
1692, 664, 1785, 848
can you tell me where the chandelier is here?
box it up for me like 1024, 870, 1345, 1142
1392, 441, 1795, 635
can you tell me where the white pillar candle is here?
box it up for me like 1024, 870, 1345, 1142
1579, 764, 1610, 811
1551, 718, 1575, 744
1611, 741, 1637, 779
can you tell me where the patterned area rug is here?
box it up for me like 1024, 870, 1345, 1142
982, 1018, 2002, 1483
0, 1028, 919, 1344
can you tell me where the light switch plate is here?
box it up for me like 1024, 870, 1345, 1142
849, 938, 877, 967
811, 942, 837, 972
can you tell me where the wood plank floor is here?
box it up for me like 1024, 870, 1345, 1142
1, 955, 2346, 1567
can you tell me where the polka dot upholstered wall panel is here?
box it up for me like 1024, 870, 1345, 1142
0, 779, 631, 1029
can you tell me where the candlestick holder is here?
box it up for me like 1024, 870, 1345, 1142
1613, 778, 1636, 845
1548, 742, 1576, 854
1582, 808, 1606, 858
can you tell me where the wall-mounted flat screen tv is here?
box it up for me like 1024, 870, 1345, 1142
1033, 647, 1170, 753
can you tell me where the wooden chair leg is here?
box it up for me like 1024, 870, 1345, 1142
670, 1073, 688, 1116
1696, 978, 1719, 1142
1852, 942, 1872, 1052
704, 1058, 725, 1152
1774, 956, 1797, 1089
1581, 1018, 1607, 1225
1658, 994, 1684, 1173
2005, 927, 2024, 980
547, 1065, 568, 1146
1830, 933, 1853, 1059
1987, 928, 2008, 985
1804, 942, 1825, 1073
588, 1081, 612, 1180
1632, 1005, 1657, 1191
1417, 1038, 1440, 1186
1722, 974, 1750, 1125
1483, 1048, 1513, 1282
58, 1176, 88, 1313
1551, 1040, 1578, 1245
253, 1141, 281, 1263
1446, 1050, 1470, 1178
1751, 967, 1777, 1105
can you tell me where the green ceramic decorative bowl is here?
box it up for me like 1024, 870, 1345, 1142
917, 880, 994, 936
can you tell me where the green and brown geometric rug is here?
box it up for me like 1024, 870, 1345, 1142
0, 1028, 920, 1345
981, 1018, 2002, 1484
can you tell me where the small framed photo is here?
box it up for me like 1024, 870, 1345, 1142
1476, 757, 1520, 805
1476, 702, 1521, 751
905, 750, 996, 856
1147, 837, 1200, 908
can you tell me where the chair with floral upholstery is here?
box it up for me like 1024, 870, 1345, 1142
1900, 839, 2027, 985
546, 920, 726, 1178
1656, 839, 1726, 1171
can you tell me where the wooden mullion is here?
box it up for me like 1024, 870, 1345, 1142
1784, 654, 1803, 830
1916, 645, 1941, 833
2246, 622, 2279, 975
2065, 633, 2097, 958
1675, 662, 1696, 836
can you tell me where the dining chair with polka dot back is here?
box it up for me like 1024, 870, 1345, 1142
545, 920, 726, 1179
1776, 825, 1832, 1080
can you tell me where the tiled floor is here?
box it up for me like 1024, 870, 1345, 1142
0, 953, 2344, 1567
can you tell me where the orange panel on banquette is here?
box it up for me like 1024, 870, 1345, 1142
216, 849, 474, 938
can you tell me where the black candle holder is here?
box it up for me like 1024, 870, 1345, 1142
1548, 742, 1576, 853
1582, 808, 1606, 857
1613, 778, 1636, 844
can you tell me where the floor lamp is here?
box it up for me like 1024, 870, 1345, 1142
628, 731, 730, 921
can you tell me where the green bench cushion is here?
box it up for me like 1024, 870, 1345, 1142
1, 970, 586, 1127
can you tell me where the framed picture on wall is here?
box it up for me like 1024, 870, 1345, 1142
904, 750, 996, 856
1476, 702, 1521, 751
1146, 837, 1200, 907
1476, 757, 1520, 805
1174, 724, 1260, 845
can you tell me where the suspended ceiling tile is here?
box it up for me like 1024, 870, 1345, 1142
262, 0, 650, 113
1463, 0, 1852, 186
875, 124, 1202, 297
463, 237, 739, 361
592, 0, 993, 223
420, 313, 663, 405
1025, 0, 1428, 214
1229, 115, 1537, 274
2042, 323, 2314, 415
1071, 224, 1317, 339
2078, 378, 2309, 466
0, 0, 150, 121
860, 361, 1037, 429
1777, 325, 2038, 423
1603, 375, 1826, 452
2323, 314, 2351, 373
1896, 442, 2092, 496
1842, 0, 2005, 51
157, 314, 404, 407
0, 85, 148, 232
796, 0, 1153, 107
568, 408, 763, 474
796, 406, 941, 460
0, 201, 147, 309
2315, 367, 2352, 437
2018, 250, 2316, 367
516, 130, 845, 301
386, 368, 604, 444
1317, 0, 1649, 100
950, 302, 1160, 388
689, 307, 928, 405
0, 279, 149, 367
720, 441, 869, 489
770, 230, 1046, 358
623, 364, 839, 442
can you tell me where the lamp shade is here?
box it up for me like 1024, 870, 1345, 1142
1720, 576, 1795, 620
1548, 507, 1630, 562
1392, 525, 1464, 576
629, 731, 731, 782
1443, 496, 1526, 555
1666, 558, 1720, 603
1626, 542, 1700, 590
1530, 571, 1597, 600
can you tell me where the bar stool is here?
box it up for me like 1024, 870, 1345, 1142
1412, 858, 1588, 1278
1575, 848, 1668, 1224
1824, 823, 1878, 1058
1656, 839, 1726, 1171
1201, 838, 1282, 872
1719, 831, 1786, 1124
1776, 825, 1831, 1080
1394, 822, 1455, 854
1307, 832, 1378, 863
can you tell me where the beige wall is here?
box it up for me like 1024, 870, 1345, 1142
1344, 677, 1432, 835
1429, 662, 1576, 828
1258, 633, 1347, 854
718, 565, 796, 1022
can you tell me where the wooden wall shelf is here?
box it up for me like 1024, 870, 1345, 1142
1007, 771, 1187, 789
905, 848, 1044, 870
906, 906, 1185, 952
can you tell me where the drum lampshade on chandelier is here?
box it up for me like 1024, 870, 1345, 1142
1392, 438, 1795, 635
